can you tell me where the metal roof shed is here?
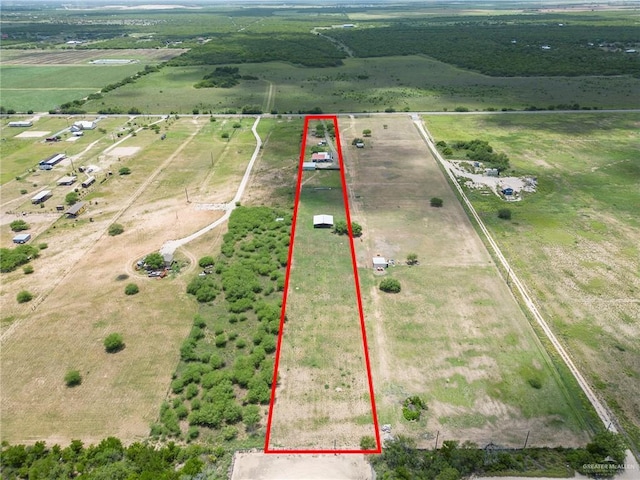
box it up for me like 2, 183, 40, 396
313, 214, 334, 228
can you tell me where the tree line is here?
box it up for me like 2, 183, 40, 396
331, 24, 640, 77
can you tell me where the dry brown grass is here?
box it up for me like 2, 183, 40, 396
0, 116, 255, 444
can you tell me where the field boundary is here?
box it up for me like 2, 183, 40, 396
264, 115, 381, 454
414, 116, 640, 468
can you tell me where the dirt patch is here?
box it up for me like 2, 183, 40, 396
231, 452, 374, 480
107, 146, 141, 158
15, 131, 50, 138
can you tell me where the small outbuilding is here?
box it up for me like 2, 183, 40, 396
163, 252, 174, 267
57, 175, 77, 186
373, 256, 388, 269
81, 176, 95, 188
66, 201, 87, 218
313, 214, 334, 228
8, 121, 33, 127
31, 190, 52, 204
13, 233, 31, 244
302, 162, 316, 171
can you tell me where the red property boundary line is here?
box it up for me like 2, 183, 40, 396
264, 115, 381, 454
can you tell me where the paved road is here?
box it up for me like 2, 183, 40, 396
159, 115, 263, 257
412, 115, 640, 473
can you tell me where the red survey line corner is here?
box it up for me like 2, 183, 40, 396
264, 115, 381, 454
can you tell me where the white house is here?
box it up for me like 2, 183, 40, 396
73, 120, 96, 130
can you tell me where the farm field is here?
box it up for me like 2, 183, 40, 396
0, 115, 260, 444
77, 56, 640, 116
423, 112, 640, 452
267, 124, 377, 450
338, 115, 596, 448
0, 49, 186, 112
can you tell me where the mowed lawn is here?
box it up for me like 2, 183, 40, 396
423, 112, 640, 450
268, 164, 377, 450
341, 115, 594, 448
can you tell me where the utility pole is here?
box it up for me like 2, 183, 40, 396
435, 430, 440, 449
184, 187, 190, 203
523, 430, 530, 449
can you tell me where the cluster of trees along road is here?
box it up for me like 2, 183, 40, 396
151, 207, 290, 443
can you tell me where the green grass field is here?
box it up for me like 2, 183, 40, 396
76, 56, 640, 115
423, 112, 640, 451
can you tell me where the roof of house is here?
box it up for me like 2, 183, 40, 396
66, 201, 86, 216
311, 152, 331, 160
373, 256, 388, 265
13, 233, 31, 241
313, 214, 334, 225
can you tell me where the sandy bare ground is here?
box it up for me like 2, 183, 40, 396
231, 452, 374, 480
15, 130, 50, 138
0, 49, 187, 65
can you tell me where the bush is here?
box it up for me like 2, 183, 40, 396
430, 197, 443, 207
16, 290, 33, 303
145, 252, 164, 270
406, 253, 418, 265
124, 283, 139, 295
23, 265, 34, 275
498, 208, 512, 220
360, 436, 377, 450
104, 333, 125, 353
402, 396, 427, 421
379, 278, 401, 293
118, 167, 131, 175
64, 370, 82, 387
198, 256, 215, 268
38, 243, 48, 250
108, 223, 124, 236
9, 220, 29, 232
65, 192, 79, 205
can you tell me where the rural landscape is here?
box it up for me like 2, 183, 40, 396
1, 0, 639, 478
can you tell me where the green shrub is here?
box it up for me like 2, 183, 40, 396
124, 283, 139, 295
104, 333, 125, 353
498, 208, 512, 220
430, 197, 443, 207
198, 256, 215, 268
16, 290, 33, 303
118, 167, 131, 175
108, 223, 124, 236
23, 265, 34, 275
360, 436, 377, 450
9, 220, 29, 232
64, 370, 82, 387
65, 192, 79, 205
527, 377, 542, 389
379, 278, 401, 293
38, 243, 48, 250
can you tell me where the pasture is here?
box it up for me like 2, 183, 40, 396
0, 115, 258, 444
267, 147, 377, 450
340, 115, 595, 448
0, 49, 185, 112
79, 56, 640, 115
423, 112, 640, 451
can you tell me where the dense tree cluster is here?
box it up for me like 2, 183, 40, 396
440, 139, 510, 173
166, 207, 290, 441
195, 67, 242, 89
168, 33, 346, 68
0, 438, 215, 479
0, 244, 39, 273
331, 23, 640, 77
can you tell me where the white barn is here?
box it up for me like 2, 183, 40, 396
313, 214, 334, 228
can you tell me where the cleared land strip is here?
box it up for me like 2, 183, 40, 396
415, 116, 640, 470
266, 117, 378, 452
